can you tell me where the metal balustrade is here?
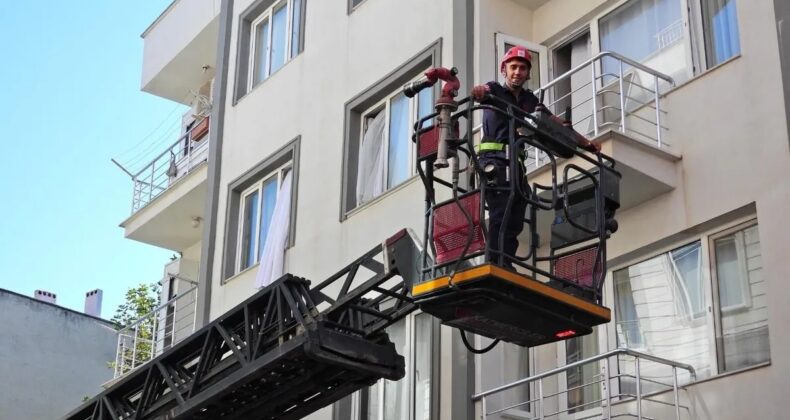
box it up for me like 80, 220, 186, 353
113, 281, 199, 378
526, 51, 675, 172
127, 117, 210, 213
473, 348, 696, 420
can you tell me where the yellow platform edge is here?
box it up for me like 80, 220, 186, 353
412, 264, 611, 320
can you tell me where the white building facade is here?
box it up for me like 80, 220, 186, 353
121, 0, 790, 418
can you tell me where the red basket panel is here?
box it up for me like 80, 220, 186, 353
553, 247, 602, 288
433, 193, 485, 264
418, 123, 460, 159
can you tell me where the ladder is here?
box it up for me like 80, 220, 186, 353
62, 230, 422, 420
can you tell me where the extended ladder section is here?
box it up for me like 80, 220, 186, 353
62, 230, 422, 420
407, 68, 622, 347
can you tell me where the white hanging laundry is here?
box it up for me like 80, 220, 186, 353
255, 171, 293, 289
356, 111, 387, 205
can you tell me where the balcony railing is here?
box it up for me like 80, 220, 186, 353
113, 279, 199, 378
127, 116, 210, 213
526, 51, 675, 172
473, 348, 696, 420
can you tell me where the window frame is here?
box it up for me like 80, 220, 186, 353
709, 222, 755, 313
708, 220, 767, 373
689, 0, 741, 70
474, 334, 534, 418
494, 33, 549, 91
357, 76, 429, 196
365, 311, 428, 420
222, 137, 300, 283
603, 214, 767, 382
247, 0, 299, 91
235, 161, 292, 273
236, 0, 306, 101
595, 0, 696, 81
547, 0, 742, 88
668, 240, 708, 321
340, 40, 441, 220
341, 310, 439, 420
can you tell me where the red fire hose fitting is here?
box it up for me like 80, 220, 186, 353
424, 67, 460, 107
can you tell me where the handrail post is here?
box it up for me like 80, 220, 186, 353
148, 161, 156, 205
673, 366, 680, 420
172, 295, 179, 347
131, 325, 139, 370
131, 179, 138, 213
481, 396, 487, 420
604, 356, 612, 420
187, 136, 193, 174
192, 286, 199, 333
619, 60, 626, 133
654, 75, 662, 147
537, 378, 544, 420
114, 334, 122, 378
151, 311, 158, 359
591, 61, 599, 136
635, 356, 643, 420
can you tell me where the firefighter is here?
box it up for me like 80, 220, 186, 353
471, 45, 600, 268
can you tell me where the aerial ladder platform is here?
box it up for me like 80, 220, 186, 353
63, 67, 621, 420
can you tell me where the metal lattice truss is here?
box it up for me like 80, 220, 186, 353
63, 230, 421, 420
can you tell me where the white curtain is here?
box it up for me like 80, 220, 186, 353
255, 171, 293, 289
356, 111, 387, 205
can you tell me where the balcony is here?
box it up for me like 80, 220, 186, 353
120, 117, 209, 251
528, 51, 681, 210
473, 348, 696, 419
141, 0, 220, 104
113, 274, 198, 379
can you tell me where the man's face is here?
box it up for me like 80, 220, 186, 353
504, 59, 530, 88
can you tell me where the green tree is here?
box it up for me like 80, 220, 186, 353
111, 282, 161, 375
111, 282, 161, 328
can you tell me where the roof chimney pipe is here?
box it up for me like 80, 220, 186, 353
34, 290, 57, 304
84, 289, 103, 317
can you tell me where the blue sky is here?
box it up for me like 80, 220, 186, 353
0, 1, 183, 317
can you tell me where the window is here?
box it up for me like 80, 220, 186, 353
478, 340, 530, 416
613, 240, 714, 382
223, 138, 299, 281
670, 241, 706, 318
612, 219, 769, 384
363, 312, 434, 420
711, 223, 768, 372
237, 0, 305, 98
701, 0, 740, 66
594, 0, 741, 86
342, 41, 441, 217
599, 0, 690, 84
355, 84, 432, 206
237, 166, 288, 272
566, 331, 601, 414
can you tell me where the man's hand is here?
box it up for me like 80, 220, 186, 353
585, 141, 601, 153
471, 84, 490, 101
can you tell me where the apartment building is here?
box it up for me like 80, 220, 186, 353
108, 0, 790, 419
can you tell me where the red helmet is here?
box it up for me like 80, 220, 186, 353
500, 46, 532, 74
